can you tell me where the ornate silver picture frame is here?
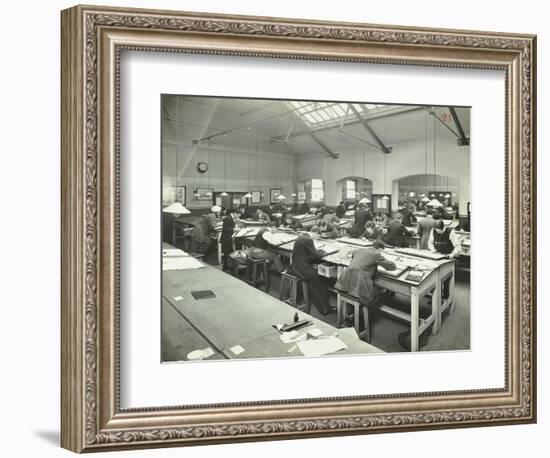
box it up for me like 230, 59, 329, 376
61, 4, 536, 453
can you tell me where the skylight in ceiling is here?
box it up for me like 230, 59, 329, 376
286, 101, 384, 129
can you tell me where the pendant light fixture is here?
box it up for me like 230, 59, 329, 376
164, 144, 190, 215
243, 147, 252, 200
382, 152, 389, 200
220, 135, 229, 197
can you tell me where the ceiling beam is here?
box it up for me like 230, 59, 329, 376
449, 107, 470, 146
270, 105, 423, 142
349, 104, 392, 154
283, 110, 339, 159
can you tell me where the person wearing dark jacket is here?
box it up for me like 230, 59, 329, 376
220, 209, 238, 271
400, 204, 417, 227
247, 228, 284, 272
289, 233, 334, 315
299, 202, 310, 215
190, 213, 217, 254
384, 214, 413, 247
349, 204, 372, 238
335, 240, 396, 307
364, 221, 385, 241
335, 201, 347, 218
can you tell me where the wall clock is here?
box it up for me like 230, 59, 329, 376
197, 161, 208, 173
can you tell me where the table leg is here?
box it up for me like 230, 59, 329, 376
449, 263, 456, 314
411, 287, 419, 352
354, 303, 360, 336
172, 225, 177, 246
217, 234, 222, 265
431, 280, 440, 336
433, 270, 442, 334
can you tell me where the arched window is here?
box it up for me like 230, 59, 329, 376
311, 178, 324, 202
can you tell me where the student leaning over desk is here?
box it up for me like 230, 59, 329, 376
428, 220, 462, 257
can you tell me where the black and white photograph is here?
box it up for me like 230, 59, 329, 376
161, 95, 471, 360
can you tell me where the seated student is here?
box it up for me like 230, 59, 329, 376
322, 210, 340, 226
289, 233, 335, 315
311, 221, 339, 238
335, 201, 347, 218
428, 220, 461, 257
247, 227, 284, 272
400, 204, 417, 227
220, 208, 239, 271
280, 214, 303, 231
335, 240, 396, 312
364, 221, 384, 241
190, 213, 217, 254
373, 212, 389, 227
299, 201, 310, 215
417, 209, 436, 250
254, 208, 271, 224
384, 213, 413, 247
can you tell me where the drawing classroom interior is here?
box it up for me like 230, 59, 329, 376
161, 95, 471, 361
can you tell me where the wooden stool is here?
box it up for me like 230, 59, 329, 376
230, 257, 248, 279
279, 272, 310, 313
246, 257, 270, 292
337, 292, 370, 342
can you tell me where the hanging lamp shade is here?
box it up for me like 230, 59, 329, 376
163, 202, 191, 215
220, 191, 229, 197
409, 191, 416, 197
243, 192, 253, 199
211, 205, 222, 213
359, 197, 371, 204
291, 193, 297, 197
429, 193, 435, 198
421, 196, 430, 203
444, 193, 451, 198
427, 198, 443, 207
276, 194, 286, 200
382, 195, 390, 200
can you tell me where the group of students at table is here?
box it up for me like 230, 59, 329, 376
201, 200, 466, 323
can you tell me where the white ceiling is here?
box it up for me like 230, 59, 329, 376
162, 95, 470, 158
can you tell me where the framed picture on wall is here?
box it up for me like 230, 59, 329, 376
270, 188, 283, 203
175, 185, 186, 205
195, 187, 213, 201
61, 4, 536, 453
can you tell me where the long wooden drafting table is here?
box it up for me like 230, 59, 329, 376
162, 248, 382, 361
321, 247, 456, 352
